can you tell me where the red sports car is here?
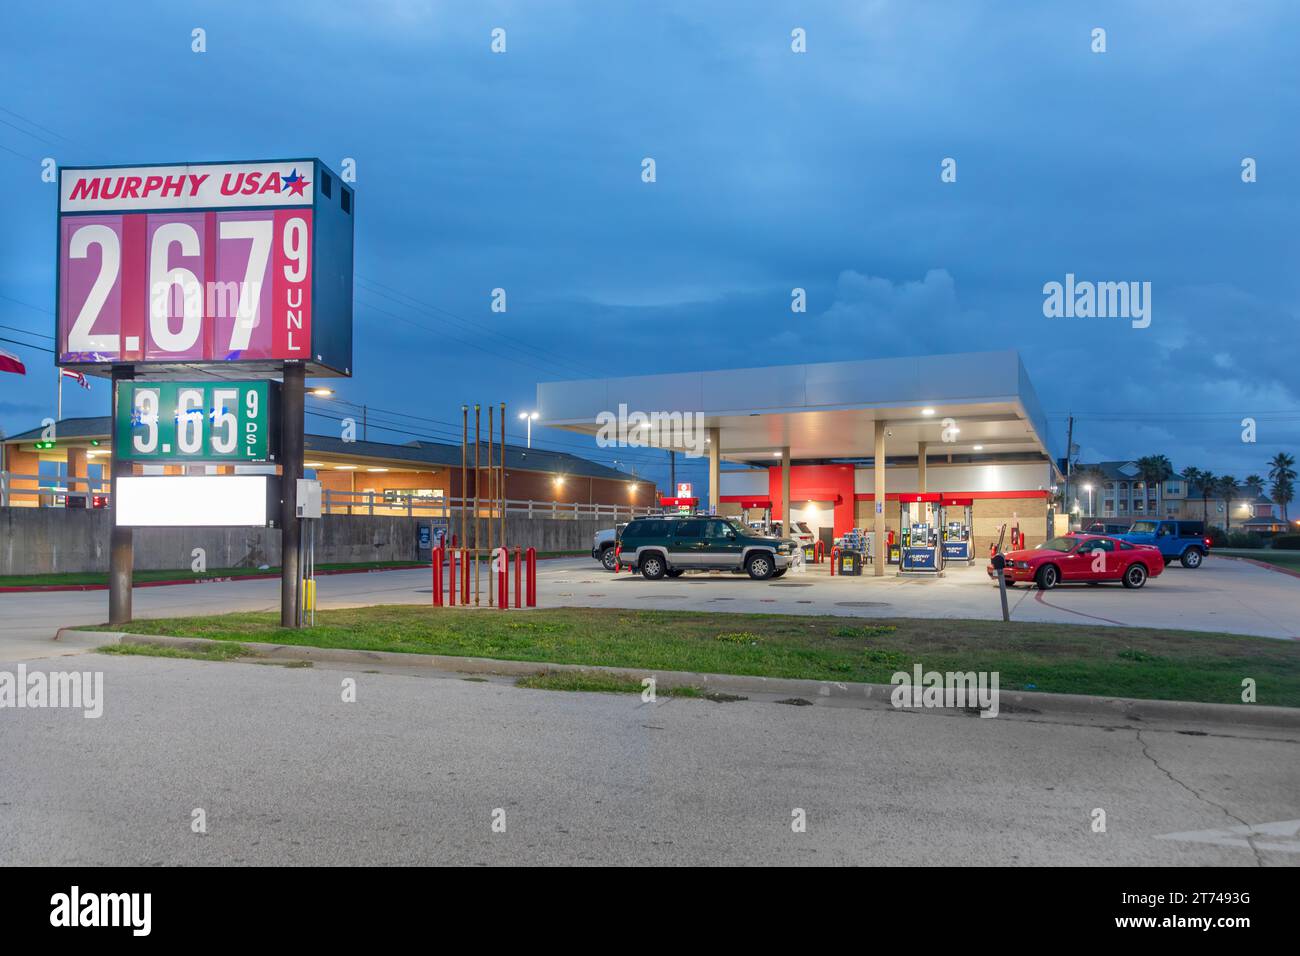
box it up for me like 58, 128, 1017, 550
986, 533, 1164, 590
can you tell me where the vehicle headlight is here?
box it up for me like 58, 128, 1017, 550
776, 544, 791, 554
1014, 561, 1031, 570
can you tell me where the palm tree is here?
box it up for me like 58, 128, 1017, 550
1216, 475, 1239, 531
1138, 454, 1174, 519
1181, 467, 1209, 521
1268, 453, 1296, 523
1243, 474, 1264, 497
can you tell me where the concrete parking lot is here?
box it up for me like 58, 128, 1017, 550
533, 555, 1300, 639
1, 555, 1296, 663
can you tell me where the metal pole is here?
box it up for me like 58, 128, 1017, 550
474, 403, 481, 607
499, 402, 506, 554
487, 404, 495, 606
461, 404, 467, 581
280, 364, 305, 628
108, 366, 134, 625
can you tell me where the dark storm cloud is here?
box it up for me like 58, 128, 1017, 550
1, 0, 1296, 487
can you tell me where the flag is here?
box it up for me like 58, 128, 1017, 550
60, 368, 90, 389
0, 347, 26, 376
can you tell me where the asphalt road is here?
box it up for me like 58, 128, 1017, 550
1, 654, 1296, 865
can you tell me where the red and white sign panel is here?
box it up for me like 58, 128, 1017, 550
60, 161, 314, 212
58, 162, 315, 365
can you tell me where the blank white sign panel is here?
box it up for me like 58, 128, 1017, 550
115, 475, 273, 527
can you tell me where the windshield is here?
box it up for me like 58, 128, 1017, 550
1037, 537, 1078, 553
1129, 521, 1157, 533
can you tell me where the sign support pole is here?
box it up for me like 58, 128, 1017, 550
281, 363, 305, 628
108, 366, 135, 625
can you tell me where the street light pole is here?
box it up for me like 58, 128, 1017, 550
518, 411, 538, 448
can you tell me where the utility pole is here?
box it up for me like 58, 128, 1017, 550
280, 364, 305, 627
1064, 413, 1074, 525
669, 449, 675, 493
108, 366, 134, 625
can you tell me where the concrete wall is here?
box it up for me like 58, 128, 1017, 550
0, 507, 608, 575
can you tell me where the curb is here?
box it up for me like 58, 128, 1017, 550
1, 553, 587, 594
1215, 554, 1300, 581
0, 563, 428, 594
64, 628, 1300, 731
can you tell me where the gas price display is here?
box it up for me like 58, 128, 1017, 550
55, 160, 353, 374
115, 381, 279, 462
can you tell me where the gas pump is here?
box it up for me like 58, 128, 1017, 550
898, 494, 943, 574
939, 497, 974, 564
738, 498, 774, 535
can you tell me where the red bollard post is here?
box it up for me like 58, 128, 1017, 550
525, 547, 537, 607
497, 547, 508, 610
613, 544, 621, 574
815, 540, 824, 564
461, 547, 470, 604
514, 546, 522, 608
830, 546, 838, 577
432, 546, 443, 605
448, 548, 457, 606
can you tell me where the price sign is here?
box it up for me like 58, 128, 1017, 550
115, 381, 279, 462
57, 159, 353, 376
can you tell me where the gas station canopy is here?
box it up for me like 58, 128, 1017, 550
537, 350, 1059, 464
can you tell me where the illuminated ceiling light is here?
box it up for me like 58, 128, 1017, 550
973, 445, 984, 451
366, 467, 388, 472
310, 388, 334, 397
336, 465, 357, 470
921, 408, 936, 416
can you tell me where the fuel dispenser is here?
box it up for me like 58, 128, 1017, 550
898, 493, 943, 575
938, 497, 974, 564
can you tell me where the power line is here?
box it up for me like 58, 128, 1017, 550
0, 335, 53, 353
0, 292, 53, 315
355, 275, 595, 380
0, 105, 74, 144
0, 323, 52, 341
307, 394, 694, 468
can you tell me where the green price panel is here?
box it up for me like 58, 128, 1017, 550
115, 381, 279, 462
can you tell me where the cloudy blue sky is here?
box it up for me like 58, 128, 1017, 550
1, 0, 1297, 492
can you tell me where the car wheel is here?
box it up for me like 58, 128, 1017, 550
746, 553, 775, 580
1180, 548, 1203, 569
1035, 564, 1058, 590
666, 568, 685, 578
640, 554, 666, 580
770, 568, 787, 578
1122, 563, 1148, 589
600, 547, 617, 572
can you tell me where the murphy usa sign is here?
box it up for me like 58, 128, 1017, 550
56, 159, 354, 376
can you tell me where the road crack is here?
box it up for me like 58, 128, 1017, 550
1134, 728, 1265, 866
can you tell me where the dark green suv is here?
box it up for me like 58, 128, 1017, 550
617, 515, 796, 580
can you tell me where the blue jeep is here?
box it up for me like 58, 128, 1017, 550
1116, 519, 1210, 568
